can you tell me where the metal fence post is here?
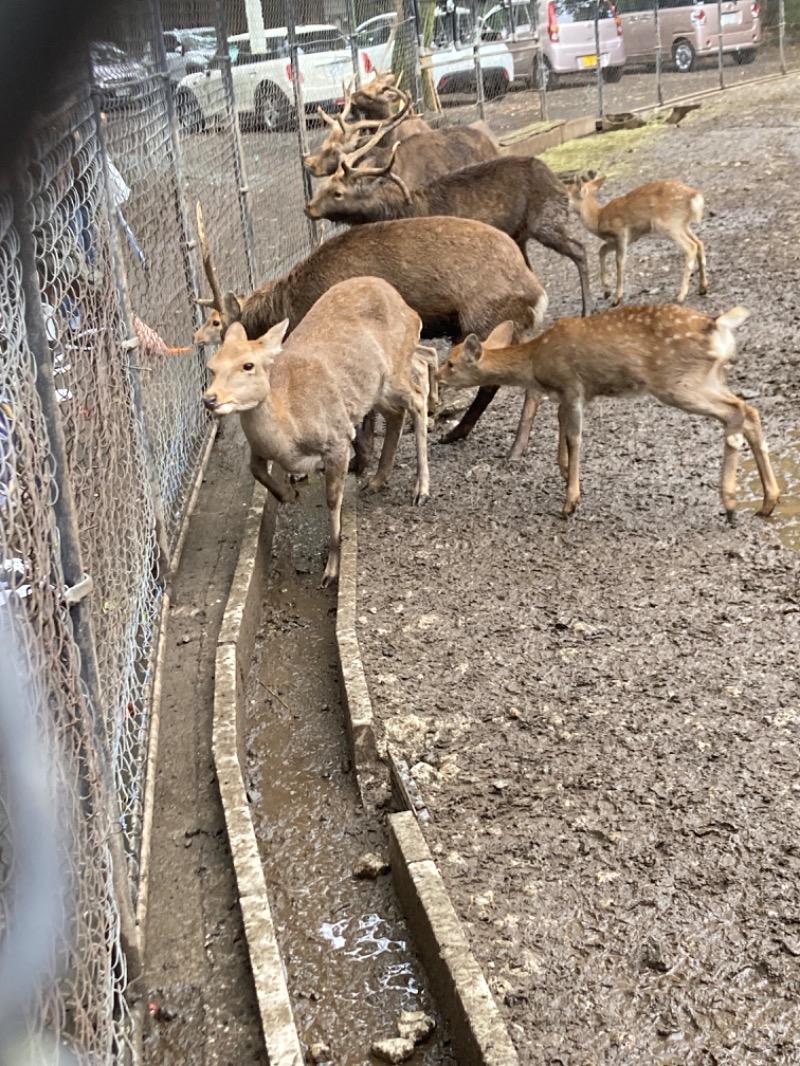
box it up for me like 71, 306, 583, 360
654, 0, 663, 106
10, 160, 143, 988
594, 3, 604, 118
716, 0, 725, 88
471, 0, 486, 120
532, 0, 548, 122
286, 0, 317, 247
779, 0, 786, 74
213, 0, 259, 290
345, 0, 363, 89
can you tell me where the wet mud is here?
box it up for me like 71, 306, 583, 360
356, 80, 800, 1062
245, 476, 455, 1066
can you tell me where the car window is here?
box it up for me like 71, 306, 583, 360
552, 0, 617, 21
92, 43, 129, 63
182, 31, 217, 51
356, 21, 393, 46
297, 29, 347, 53
433, 10, 477, 46
164, 33, 180, 53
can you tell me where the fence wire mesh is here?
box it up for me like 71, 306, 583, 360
1, 0, 799, 1062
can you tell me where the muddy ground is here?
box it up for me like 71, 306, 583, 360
355, 77, 800, 1063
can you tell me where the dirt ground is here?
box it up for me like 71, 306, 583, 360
355, 77, 800, 1063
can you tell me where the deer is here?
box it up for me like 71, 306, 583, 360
195, 208, 549, 457
437, 303, 780, 521
306, 151, 593, 317
304, 86, 498, 184
203, 277, 432, 587
568, 174, 709, 307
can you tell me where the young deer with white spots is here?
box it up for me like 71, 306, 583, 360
569, 175, 708, 306
438, 304, 780, 521
203, 277, 432, 586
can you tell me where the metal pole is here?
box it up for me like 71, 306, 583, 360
533, 0, 547, 121
594, 2, 604, 119
286, 0, 317, 248
213, 0, 258, 290
10, 154, 144, 989
654, 0, 663, 106
779, 0, 786, 74
407, 0, 425, 112
717, 0, 725, 88
471, 0, 486, 120
345, 0, 363, 89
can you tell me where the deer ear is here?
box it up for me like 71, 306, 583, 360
593, 173, 607, 189
257, 318, 289, 353
462, 335, 483, 363
223, 291, 243, 322
225, 322, 247, 341
484, 320, 514, 348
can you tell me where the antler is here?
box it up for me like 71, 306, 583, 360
340, 141, 412, 202
195, 202, 223, 311
336, 95, 412, 168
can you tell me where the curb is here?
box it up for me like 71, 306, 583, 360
335, 479, 521, 1066
212, 481, 304, 1066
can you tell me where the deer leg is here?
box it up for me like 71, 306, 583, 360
366, 410, 405, 494
560, 398, 584, 515
557, 404, 569, 481
351, 411, 376, 474
508, 390, 540, 461
742, 404, 781, 516
612, 236, 627, 306
673, 231, 698, 304
321, 452, 349, 587
408, 364, 431, 505
529, 222, 593, 317
440, 385, 499, 444
598, 241, 614, 300
416, 344, 440, 414
249, 454, 298, 504
694, 232, 709, 295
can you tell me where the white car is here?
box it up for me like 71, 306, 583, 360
355, 8, 515, 99
176, 24, 374, 132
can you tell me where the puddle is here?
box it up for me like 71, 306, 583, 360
245, 474, 454, 1066
741, 428, 800, 549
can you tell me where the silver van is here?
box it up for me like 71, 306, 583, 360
615, 0, 761, 71
481, 0, 626, 87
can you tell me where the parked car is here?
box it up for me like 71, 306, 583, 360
355, 8, 515, 99
480, 0, 626, 87
614, 0, 760, 72
91, 41, 149, 109
163, 27, 218, 82
176, 25, 374, 132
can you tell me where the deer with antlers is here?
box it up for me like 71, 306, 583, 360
438, 304, 780, 520
306, 151, 593, 317
304, 79, 498, 184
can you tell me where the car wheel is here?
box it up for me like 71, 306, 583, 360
533, 55, 556, 90
673, 38, 695, 73
602, 63, 624, 83
176, 89, 204, 134
256, 83, 293, 133
483, 71, 508, 100
732, 47, 757, 64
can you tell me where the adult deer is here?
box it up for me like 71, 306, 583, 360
306, 151, 592, 316
438, 304, 780, 520
304, 85, 497, 184
569, 174, 708, 306
203, 277, 431, 587
195, 207, 548, 456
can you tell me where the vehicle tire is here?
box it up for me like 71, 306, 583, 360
602, 63, 624, 83
483, 71, 509, 100
532, 55, 557, 90
176, 89, 204, 134
673, 38, 696, 73
732, 47, 757, 64
255, 83, 294, 133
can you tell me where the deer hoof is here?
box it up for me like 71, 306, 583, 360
699, 283, 709, 296
320, 571, 339, 589
725, 508, 738, 528
414, 493, 429, 508
757, 496, 779, 518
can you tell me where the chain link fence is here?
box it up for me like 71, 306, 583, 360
2, 0, 798, 1062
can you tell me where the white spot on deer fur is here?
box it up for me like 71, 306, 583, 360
726, 433, 745, 450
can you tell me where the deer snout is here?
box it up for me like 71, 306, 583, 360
304, 202, 319, 220
203, 392, 218, 412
